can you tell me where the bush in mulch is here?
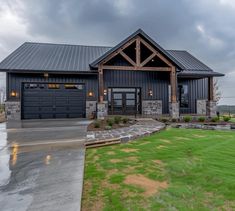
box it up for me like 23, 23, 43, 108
223, 116, 231, 122
94, 120, 101, 128
211, 117, 219, 122
106, 118, 114, 127
198, 116, 206, 122
183, 116, 192, 123
114, 116, 122, 124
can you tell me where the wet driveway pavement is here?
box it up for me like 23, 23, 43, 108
0, 120, 90, 211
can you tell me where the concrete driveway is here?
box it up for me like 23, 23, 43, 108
0, 119, 90, 211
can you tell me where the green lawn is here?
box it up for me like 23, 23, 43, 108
82, 128, 235, 211
230, 118, 235, 123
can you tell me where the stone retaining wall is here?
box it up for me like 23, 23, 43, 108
172, 123, 232, 131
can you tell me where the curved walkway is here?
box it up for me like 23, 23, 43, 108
86, 119, 165, 144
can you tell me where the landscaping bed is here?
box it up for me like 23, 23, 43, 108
159, 115, 235, 130
87, 116, 136, 131
82, 128, 235, 210
0, 113, 5, 123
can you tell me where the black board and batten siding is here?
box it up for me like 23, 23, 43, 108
103, 70, 170, 114
7, 73, 98, 101
7, 73, 98, 119
178, 78, 208, 114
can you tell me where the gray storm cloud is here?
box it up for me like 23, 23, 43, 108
0, 0, 234, 104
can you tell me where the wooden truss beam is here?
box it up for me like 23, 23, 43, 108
170, 66, 177, 103
102, 65, 171, 71
101, 38, 136, 65
136, 37, 141, 66
140, 38, 174, 68
119, 51, 136, 66
208, 77, 214, 101
140, 53, 156, 67
98, 64, 104, 103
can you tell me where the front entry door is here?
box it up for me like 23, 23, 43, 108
108, 88, 141, 115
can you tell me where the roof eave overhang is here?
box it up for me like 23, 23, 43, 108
0, 69, 98, 75
178, 70, 225, 78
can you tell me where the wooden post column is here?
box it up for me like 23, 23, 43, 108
170, 67, 177, 103
98, 64, 104, 103
208, 77, 214, 101
136, 37, 141, 67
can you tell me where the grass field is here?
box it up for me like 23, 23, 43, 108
230, 118, 235, 123
82, 128, 235, 211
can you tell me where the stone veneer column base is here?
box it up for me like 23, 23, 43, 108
169, 102, 179, 119
142, 100, 162, 117
207, 101, 217, 117
197, 99, 207, 115
5, 101, 21, 120
86, 101, 97, 119
97, 101, 108, 119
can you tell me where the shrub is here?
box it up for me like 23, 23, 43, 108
183, 116, 192, 123
160, 118, 168, 123
105, 125, 112, 130
94, 120, 100, 128
106, 118, 114, 126
114, 116, 122, 124
171, 118, 177, 123
122, 117, 129, 124
198, 117, 206, 122
211, 117, 219, 122
223, 116, 231, 122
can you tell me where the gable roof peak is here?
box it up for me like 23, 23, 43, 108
90, 28, 184, 69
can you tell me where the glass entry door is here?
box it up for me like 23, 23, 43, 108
108, 88, 141, 115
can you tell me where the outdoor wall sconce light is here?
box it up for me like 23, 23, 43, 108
88, 91, 94, 97
10, 90, 17, 97
148, 89, 153, 97
103, 89, 107, 96
44, 73, 49, 78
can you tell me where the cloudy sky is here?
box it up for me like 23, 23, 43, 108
0, 0, 235, 105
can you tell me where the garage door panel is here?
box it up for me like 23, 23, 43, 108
40, 107, 54, 112
22, 83, 86, 119
68, 113, 83, 118
40, 113, 54, 119
55, 106, 67, 112
24, 114, 40, 119
24, 97, 40, 102
55, 113, 67, 118
23, 101, 41, 106
23, 106, 40, 113
40, 101, 54, 106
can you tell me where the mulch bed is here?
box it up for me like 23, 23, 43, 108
0, 113, 6, 123
87, 118, 137, 131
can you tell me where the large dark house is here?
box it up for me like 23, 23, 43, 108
0, 29, 224, 121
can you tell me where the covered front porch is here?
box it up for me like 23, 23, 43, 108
95, 34, 179, 119
92, 32, 220, 119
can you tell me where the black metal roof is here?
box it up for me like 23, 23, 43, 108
0, 42, 110, 72
0, 29, 224, 77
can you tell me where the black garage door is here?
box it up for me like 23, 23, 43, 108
22, 83, 86, 119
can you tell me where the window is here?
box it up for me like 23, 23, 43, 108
48, 84, 60, 89
64, 84, 83, 89
178, 84, 189, 108
24, 83, 38, 89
